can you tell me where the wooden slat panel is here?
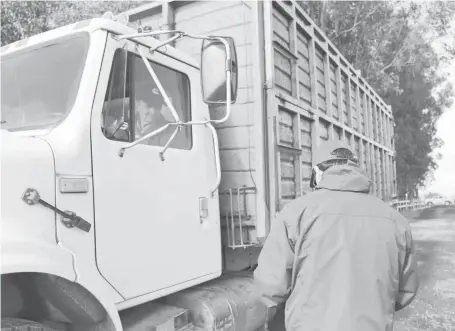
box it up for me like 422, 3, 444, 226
376, 106, 381, 144
280, 151, 296, 199
268, 0, 395, 204
279, 107, 293, 125
354, 137, 360, 161
275, 47, 293, 72
301, 161, 312, 176
315, 47, 327, 113
364, 94, 370, 138
274, 49, 293, 95
391, 119, 394, 149
359, 90, 365, 135
301, 147, 312, 163
334, 125, 342, 140
297, 29, 312, 106
377, 147, 381, 197
272, 4, 291, 49
345, 131, 352, 146
280, 156, 295, 179
379, 108, 383, 145
300, 116, 312, 165
296, 31, 310, 55
318, 119, 329, 145
300, 118, 312, 151
382, 150, 388, 199
300, 116, 312, 193
371, 100, 377, 141
341, 74, 349, 125
292, 3, 394, 119
279, 108, 295, 146
329, 60, 339, 119
300, 116, 311, 130
300, 130, 311, 147
297, 66, 311, 86
350, 82, 358, 131
379, 150, 384, 199
301, 161, 312, 192
362, 141, 368, 173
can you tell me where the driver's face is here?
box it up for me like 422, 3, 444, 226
137, 100, 156, 119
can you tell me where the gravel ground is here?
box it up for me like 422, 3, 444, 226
394, 216, 455, 331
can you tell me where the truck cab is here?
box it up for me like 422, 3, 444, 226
1, 16, 267, 331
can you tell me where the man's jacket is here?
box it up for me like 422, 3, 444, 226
254, 165, 418, 331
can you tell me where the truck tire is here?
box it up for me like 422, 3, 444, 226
1, 318, 57, 331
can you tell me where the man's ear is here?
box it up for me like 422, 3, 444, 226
310, 165, 324, 189
310, 168, 317, 189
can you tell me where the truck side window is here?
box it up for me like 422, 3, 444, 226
130, 54, 192, 150
102, 49, 132, 142
101, 48, 192, 150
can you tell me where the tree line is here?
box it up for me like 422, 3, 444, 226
299, 1, 455, 198
2, 1, 454, 198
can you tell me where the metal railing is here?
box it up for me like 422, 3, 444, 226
394, 200, 426, 212
220, 187, 258, 249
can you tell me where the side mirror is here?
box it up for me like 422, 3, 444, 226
200, 36, 238, 104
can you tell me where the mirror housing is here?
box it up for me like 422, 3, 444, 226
200, 36, 238, 104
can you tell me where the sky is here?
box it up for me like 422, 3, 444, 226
426, 86, 455, 198
426, 20, 455, 199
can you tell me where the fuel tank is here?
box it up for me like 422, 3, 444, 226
120, 272, 273, 331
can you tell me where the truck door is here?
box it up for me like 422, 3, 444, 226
90, 36, 222, 300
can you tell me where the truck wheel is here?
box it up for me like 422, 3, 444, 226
426, 202, 433, 207
445, 201, 451, 205
1, 318, 57, 331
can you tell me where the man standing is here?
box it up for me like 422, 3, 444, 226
254, 140, 418, 331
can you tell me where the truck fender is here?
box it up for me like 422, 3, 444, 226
2, 241, 123, 331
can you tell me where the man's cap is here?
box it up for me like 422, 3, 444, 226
314, 140, 358, 166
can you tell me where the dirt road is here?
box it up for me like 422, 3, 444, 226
394, 214, 455, 331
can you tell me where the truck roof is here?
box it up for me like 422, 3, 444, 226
0, 17, 199, 69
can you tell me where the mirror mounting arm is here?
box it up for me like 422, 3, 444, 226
135, 45, 181, 123
159, 125, 182, 161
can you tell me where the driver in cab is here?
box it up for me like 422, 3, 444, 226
134, 87, 174, 142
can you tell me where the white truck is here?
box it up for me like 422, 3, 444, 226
1, 1, 397, 331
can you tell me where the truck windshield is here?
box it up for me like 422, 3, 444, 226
1, 34, 89, 131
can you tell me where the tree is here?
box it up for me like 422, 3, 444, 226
299, 1, 455, 197
1, 1, 150, 46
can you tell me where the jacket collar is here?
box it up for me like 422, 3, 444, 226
317, 164, 372, 193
